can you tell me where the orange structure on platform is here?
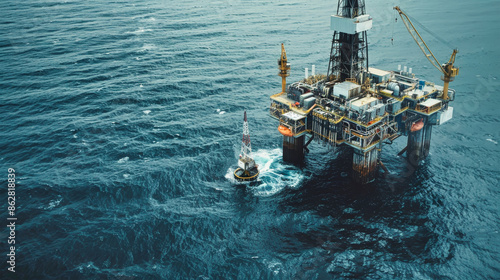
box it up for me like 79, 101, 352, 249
278, 125, 293, 137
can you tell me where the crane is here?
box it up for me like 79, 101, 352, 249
394, 6, 459, 100
278, 43, 290, 94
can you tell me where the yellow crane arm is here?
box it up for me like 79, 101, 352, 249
393, 6, 445, 75
278, 43, 291, 94
394, 6, 459, 100
447, 48, 458, 65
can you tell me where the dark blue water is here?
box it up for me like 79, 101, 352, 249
1, 0, 499, 279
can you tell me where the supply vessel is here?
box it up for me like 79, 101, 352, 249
270, 1, 458, 184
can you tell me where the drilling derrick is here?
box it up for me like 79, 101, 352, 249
241, 111, 251, 158
327, 0, 370, 83
234, 111, 259, 182
269, 1, 458, 184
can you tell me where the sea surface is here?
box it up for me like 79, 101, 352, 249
1, 0, 499, 279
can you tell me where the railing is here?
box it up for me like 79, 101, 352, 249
415, 104, 441, 115
270, 103, 288, 119
279, 120, 306, 136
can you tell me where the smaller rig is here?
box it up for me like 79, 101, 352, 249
234, 111, 259, 181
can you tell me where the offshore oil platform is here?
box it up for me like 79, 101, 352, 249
270, 1, 458, 184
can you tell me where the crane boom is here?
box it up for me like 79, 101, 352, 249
278, 43, 290, 94
394, 6, 459, 100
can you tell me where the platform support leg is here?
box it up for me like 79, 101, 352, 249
407, 123, 432, 165
352, 147, 379, 184
283, 135, 304, 163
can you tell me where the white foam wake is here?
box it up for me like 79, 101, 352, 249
225, 148, 304, 196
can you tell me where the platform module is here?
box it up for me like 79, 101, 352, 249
269, 1, 458, 184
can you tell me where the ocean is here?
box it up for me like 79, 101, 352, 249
0, 0, 499, 279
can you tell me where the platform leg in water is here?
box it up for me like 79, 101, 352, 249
282, 135, 304, 163
352, 147, 379, 184
407, 123, 432, 165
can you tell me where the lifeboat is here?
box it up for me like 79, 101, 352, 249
278, 125, 293, 137
410, 119, 424, 132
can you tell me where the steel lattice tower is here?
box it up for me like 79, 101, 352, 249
240, 111, 252, 159
234, 110, 259, 181
327, 0, 370, 83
